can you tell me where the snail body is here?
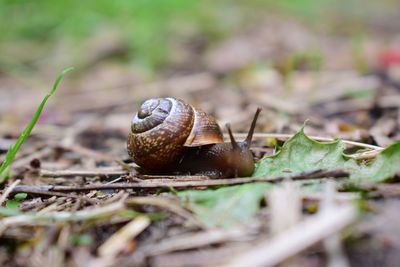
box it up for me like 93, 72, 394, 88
127, 97, 261, 178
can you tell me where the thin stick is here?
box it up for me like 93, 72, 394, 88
7, 188, 97, 204
141, 228, 251, 257
40, 169, 129, 178
230, 133, 383, 151
322, 181, 350, 267
0, 180, 21, 206
138, 174, 209, 181
0, 201, 124, 236
222, 205, 357, 267
98, 216, 151, 258
59, 143, 132, 171
125, 197, 203, 228
12, 169, 348, 193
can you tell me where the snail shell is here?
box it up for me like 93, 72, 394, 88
127, 97, 223, 172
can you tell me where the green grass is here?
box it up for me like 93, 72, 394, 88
0, 0, 396, 72
0, 0, 334, 71
0, 67, 73, 183
0, 0, 221, 70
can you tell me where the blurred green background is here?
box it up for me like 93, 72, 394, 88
1, 0, 399, 75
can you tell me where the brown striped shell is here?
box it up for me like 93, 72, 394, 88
127, 97, 224, 172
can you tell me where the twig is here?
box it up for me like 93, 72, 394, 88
39, 169, 208, 180
0, 201, 125, 236
222, 205, 357, 267
98, 216, 151, 258
125, 197, 203, 228
58, 143, 132, 171
346, 149, 381, 160
140, 228, 252, 257
40, 168, 128, 178
269, 182, 302, 236
7, 188, 97, 204
105, 176, 124, 185
57, 114, 133, 171
232, 133, 383, 151
137, 174, 209, 181
144, 244, 247, 267
322, 181, 350, 267
268, 182, 302, 266
12, 169, 348, 193
301, 192, 359, 203
59, 143, 117, 162
0, 180, 21, 206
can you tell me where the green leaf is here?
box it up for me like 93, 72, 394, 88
4, 192, 28, 210
179, 183, 272, 228
253, 126, 400, 182
253, 127, 357, 177
5, 200, 20, 209
353, 141, 400, 182
0, 67, 73, 183
70, 234, 93, 246
14, 193, 28, 201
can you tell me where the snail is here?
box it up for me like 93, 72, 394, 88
127, 97, 261, 178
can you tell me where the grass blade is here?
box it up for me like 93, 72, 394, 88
0, 67, 73, 183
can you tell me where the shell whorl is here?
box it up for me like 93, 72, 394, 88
127, 97, 224, 172
128, 98, 193, 171
131, 98, 174, 133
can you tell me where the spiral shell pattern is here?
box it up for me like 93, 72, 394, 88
127, 97, 223, 172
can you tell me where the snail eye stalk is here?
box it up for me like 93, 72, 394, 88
226, 124, 240, 150
244, 108, 261, 148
